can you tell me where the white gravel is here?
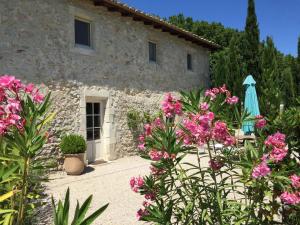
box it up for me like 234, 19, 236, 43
46, 154, 209, 225
47, 156, 150, 225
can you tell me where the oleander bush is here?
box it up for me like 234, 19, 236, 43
0, 75, 54, 225
130, 85, 300, 225
60, 134, 86, 155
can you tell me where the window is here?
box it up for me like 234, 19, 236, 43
75, 18, 91, 47
187, 54, 192, 70
149, 42, 157, 62
86, 102, 101, 140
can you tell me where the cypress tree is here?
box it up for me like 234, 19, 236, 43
243, 0, 261, 80
298, 36, 300, 61
281, 67, 295, 107
260, 37, 281, 119
211, 50, 230, 87
297, 36, 300, 95
227, 35, 246, 99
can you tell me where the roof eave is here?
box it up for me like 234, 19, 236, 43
92, 0, 220, 51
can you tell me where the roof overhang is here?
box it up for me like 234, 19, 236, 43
92, 0, 220, 51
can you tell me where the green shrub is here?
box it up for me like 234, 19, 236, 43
52, 187, 109, 225
60, 134, 86, 154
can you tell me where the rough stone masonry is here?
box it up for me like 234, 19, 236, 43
0, 0, 213, 162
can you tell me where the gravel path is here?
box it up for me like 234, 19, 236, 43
46, 154, 209, 225
47, 156, 150, 225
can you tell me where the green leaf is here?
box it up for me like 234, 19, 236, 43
80, 203, 109, 225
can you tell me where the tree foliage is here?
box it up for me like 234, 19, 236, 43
168, 1, 298, 120
243, 0, 261, 81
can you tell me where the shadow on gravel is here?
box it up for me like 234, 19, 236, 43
83, 166, 95, 174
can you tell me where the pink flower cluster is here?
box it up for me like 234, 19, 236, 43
136, 207, 149, 220
255, 115, 267, 129
280, 192, 300, 205
0, 75, 45, 135
290, 174, 300, 189
209, 159, 224, 171
178, 112, 214, 146
149, 149, 176, 161
265, 132, 288, 163
176, 112, 236, 147
252, 132, 288, 179
200, 102, 209, 111
279, 174, 300, 205
130, 176, 144, 193
161, 93, 182, 118
138, 135, 145, 151
212, 121, 236, 146
265, 132, 286, 149
252, 160, 271, 179
150, 166, 165, 176
205, 84, 239, 105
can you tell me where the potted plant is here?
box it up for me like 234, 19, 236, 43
60, 134, 87, 175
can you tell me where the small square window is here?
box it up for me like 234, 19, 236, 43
187, 54, 192, 70
75, 19, 91, 47
149, 42, 157, 62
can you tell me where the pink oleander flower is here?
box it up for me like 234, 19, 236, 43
0, 75, 22, 91
219, 84, 227, 93
280, 191, 300, 205
255, 117, 267, 129
205, 90, 216, 100
212, 121, 236, 146
136, 208, 149, 220
290, 174, 300, 189
224, 136, 236, 146
174, 101, 182, 115
144, 124, 152, 136
181, 111, 215, 146
212, 87, 219, 94
25, 83, 35, 94
138, 143, 145, 151
0, 120, 8, 135
130, 176, 144, 192
226, 96, 239, 105
150, 166, 165, 176
270, 147, 288, 163
6, 98, 21, 114
32, 89, 44, 103
175, 129, 184, 138
209, 159, 224, 171
142, 201, 151, 207
138, 135, 145, 143
252, 161, 271, 179
153, 117, 164, 129
161, 93, 182, 118
145, 192, 156, 201
265, 132, 286, 149
200, 102, 209, 111
149, 150, 164, 161
261, 154, 269, 161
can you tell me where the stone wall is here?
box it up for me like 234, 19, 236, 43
0, 0, 211, 161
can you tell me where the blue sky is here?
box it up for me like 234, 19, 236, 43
121, 0, 299, 56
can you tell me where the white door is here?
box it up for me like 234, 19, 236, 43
86, 102, 102, 163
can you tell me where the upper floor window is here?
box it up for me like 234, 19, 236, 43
149, 42, 157, 62
187, 54, 192, 70
75, 18, 91, 47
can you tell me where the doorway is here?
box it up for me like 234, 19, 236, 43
86, 102, 104, 163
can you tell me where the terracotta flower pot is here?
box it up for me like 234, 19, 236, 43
63, 153, 85, 175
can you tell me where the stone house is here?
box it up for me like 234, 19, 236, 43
0, 0, 219, 163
